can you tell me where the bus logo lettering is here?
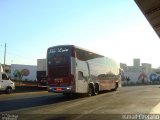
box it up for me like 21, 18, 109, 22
49, 48, 69, 54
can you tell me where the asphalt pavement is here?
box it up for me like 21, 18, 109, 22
0, 85, 160, 120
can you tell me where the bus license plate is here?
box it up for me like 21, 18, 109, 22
56, 88, 62, 91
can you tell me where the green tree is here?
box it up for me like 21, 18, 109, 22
13, 70, 24, 85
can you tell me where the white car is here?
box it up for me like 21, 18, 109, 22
0, 72, 15, 94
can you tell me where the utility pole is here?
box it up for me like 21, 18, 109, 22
3, 43, 6, 72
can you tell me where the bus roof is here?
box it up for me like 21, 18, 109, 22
75, 45, 104, 61
48, 45, 104, 61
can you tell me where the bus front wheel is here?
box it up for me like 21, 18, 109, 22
112, 82, 118, 91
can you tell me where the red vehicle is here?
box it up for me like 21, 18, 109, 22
47, 45, 120, 96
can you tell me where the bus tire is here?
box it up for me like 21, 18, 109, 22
112, 82, 118, 91
94, 84, 99, 95
88, 84, 94, 97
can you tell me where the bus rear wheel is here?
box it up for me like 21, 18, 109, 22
94, 84, 99, 95
88, 85, 94, 97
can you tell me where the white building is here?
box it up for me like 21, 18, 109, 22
133, 58, 140, 67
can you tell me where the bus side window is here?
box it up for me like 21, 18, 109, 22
78, 71, 83, 80
2, 74, 9, 80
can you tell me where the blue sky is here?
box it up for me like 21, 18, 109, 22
0, 0, 160, 68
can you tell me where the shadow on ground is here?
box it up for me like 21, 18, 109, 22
14, 86, 47, 93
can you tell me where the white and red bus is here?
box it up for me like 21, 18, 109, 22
47, 45, 120, 96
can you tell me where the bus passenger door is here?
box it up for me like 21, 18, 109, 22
75, 60, 89, 93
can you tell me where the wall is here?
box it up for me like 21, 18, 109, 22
11, 64, 36, 81
122, 71, 160, 85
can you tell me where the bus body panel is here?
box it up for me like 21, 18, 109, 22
75, 59, 89, 93
87, 57, 119, 91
